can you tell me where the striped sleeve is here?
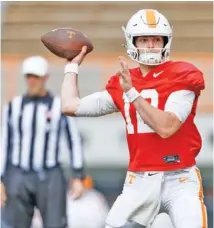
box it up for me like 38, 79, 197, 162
1, 102, 12, 179
63, 116, 85, 179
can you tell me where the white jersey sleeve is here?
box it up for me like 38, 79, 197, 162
75, 90, 119, 117
164, 90, 195, 122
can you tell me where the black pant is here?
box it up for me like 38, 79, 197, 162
1, 165, 67, 228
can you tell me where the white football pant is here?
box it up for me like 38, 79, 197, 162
106, 166, 207, 228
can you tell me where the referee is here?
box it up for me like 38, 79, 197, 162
1, 56, 85, 228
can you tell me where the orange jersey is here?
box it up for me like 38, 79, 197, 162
106, 61, 205, 172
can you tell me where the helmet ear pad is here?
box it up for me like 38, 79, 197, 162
162, 36, 169, 57
163, 36, 168, 47
133, 37, 137, 47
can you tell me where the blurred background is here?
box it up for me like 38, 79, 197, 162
1, 1, 213, 227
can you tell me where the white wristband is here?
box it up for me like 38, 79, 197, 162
125, 87, 140, 103
64, 63, 79, 74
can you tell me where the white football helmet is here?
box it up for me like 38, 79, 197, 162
122, 9, 172, 65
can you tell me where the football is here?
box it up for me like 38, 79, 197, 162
41, 28, 94, 60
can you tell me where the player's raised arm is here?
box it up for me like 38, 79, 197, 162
61, 47, 118, 117
60, 46, 86, 116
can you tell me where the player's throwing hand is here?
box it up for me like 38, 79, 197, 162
118, 56, 133, 92
70, 46, 88, 65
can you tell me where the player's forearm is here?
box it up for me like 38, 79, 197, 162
133, 97, 180, 138
61, 72, 80, 116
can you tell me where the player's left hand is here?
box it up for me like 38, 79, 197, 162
70, 178, 85, 200
117, 56, 133, 92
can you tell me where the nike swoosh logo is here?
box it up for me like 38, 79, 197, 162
148, 172, 158, 176
153, 71, 164, 78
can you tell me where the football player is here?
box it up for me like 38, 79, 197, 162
60, 9, 207, 228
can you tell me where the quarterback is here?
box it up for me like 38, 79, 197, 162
61, 9, 207, 228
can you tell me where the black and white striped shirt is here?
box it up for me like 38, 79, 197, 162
1, 92, 84, 179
